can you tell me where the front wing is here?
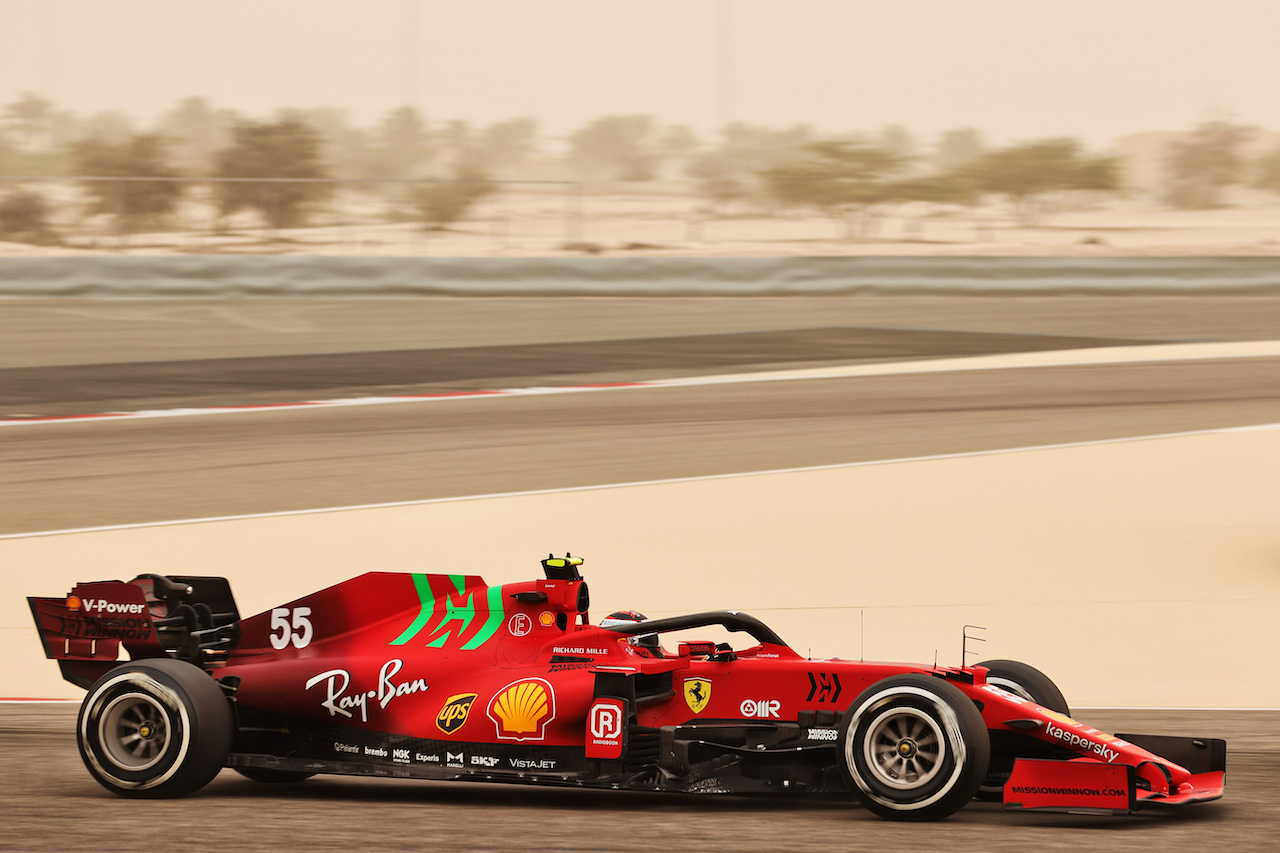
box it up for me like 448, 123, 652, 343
1004, 733, 1226, 814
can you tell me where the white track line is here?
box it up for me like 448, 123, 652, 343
3, 420, 1276, 541
660, 339, 1280, 385
5, 339, 1279, 428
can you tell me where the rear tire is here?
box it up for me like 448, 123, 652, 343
838, 674, 989, 821
78, 658, 232, 798
975, 659, 1069, 800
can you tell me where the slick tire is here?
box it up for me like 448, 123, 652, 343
975, 659, 1070, 800
838, 674, 989, 821
78, 658, 233, 798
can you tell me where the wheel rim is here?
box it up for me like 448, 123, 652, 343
862, 706, 945, 790
98, 692, 171, 772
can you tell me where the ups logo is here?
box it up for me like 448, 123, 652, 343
436, 693, 478, 734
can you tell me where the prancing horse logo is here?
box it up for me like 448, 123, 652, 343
684, 677, 711, 714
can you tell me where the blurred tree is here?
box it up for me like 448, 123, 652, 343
157, 97, 237, 177
0, 132, 14, 173
1252, 146, 1280, 196
477, 117, 538, 173
374, 106, 432, 179
688, 123, 814, 209
877, 124, 917, 161
967, 138, 1119, 224
437, 120, 475, 155
74, 132, 183, 234
656, 125, 701, 180
660, 125, 701, 161
4, 92, 56, 150
0, 94, 74, 174
933, 127, 986, 170
885, 173, 980, 206
291, 107, 371, 181
759, 139, 909, 239
568, 114, 660, 182
76, 111, 137, 149
412, 154, 496, 229
687, 153, 750, 207
1164, 120, 1249, 208
0, 188, 58, 245
214, 116, 330, 228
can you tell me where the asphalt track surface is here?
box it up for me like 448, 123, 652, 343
3, 293, 1280, 851
3, 706, 1277, 852
3, 295, 1280, 535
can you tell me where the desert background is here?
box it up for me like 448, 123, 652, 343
2, 2, 1280, 260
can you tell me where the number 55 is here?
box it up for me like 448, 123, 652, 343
269, 606, 314, 649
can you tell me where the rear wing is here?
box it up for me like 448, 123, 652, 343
28, 574, 240, 689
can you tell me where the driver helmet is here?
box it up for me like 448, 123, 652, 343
600, 610, 662, 655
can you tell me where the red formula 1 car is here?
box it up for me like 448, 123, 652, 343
28, 554, 1225, 820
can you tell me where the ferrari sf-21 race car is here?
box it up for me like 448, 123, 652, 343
28, 554, 1225, 821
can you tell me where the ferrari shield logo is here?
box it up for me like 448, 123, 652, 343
684, 678, 711, 714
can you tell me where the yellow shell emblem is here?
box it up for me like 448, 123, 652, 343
487, 678, 556, 740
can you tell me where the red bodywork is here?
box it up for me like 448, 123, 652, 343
30, 565, 1225, 814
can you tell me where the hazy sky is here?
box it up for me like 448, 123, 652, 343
2, 0, 1277, 146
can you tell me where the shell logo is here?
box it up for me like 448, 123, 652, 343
66, 595, 82, 611
487, 678, 556, 741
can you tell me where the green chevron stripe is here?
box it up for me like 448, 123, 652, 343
389, 573, 436, 645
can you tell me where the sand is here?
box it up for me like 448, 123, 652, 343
6, 421, 1277, 708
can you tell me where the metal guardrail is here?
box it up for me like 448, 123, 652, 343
1, 256, 1278, 297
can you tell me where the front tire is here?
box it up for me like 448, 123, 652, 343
978, 659, 1069, 715
78, 658, 233, 798
838, 674, 989, 821
975, 659, 1069, 800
